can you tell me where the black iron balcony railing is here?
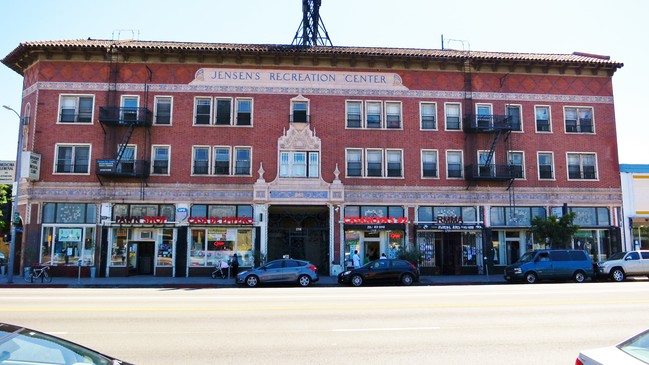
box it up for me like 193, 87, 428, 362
464, 164, 515, 181
96, 159, 150, 178
98, 106, 152, 126
463, 114, 512, 133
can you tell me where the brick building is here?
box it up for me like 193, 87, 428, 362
1, 39, 623, 277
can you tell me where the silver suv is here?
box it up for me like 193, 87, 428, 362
596, 250, 649, 282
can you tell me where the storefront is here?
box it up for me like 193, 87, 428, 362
488, 206, 547, 271
415, 206, 484, 275
568, 206, 622, 262
342, 205, 407, 268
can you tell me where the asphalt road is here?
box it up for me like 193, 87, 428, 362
1, 282, 648, 364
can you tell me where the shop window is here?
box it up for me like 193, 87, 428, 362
156, 229, 174, 266
43, 203, 96, 224
41, 226, 95, 266
462, 232, 477, 266
189, 228, 253, 267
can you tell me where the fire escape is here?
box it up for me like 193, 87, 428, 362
95, 43, 152, 194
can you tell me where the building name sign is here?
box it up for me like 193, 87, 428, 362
343, 217, 409, 224
416, 223, 484, 231
115, 216, 169, 224
188, 216, 254, 225
191, 68, 408, 90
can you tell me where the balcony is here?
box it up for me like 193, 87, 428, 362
96, 159, 150, 178
98, 106, 152, 127
464, 164, 515, 181
463, 114, 512, 133
290, 112, 310, 123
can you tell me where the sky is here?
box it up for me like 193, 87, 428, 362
0, 0, 647, 163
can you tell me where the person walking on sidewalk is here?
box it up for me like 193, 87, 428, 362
352, 250, 361, 268
229, 253, 239, 279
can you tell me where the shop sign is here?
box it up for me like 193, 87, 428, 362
343, 216, 409, 224
115, 216, 168, 224
416, 223, 484, 231
188, 216, 253, 225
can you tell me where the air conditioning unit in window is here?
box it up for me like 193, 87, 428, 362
139, 231, 153, 240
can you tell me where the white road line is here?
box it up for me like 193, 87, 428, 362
332, 327, 440, 332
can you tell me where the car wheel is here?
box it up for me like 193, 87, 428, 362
351, 274, 363, 287
573, 270, 586, 283
297, 275, 311, 287
524, 272, 537, 284
610, 268, 625, 282
245, 275, 259, 287
401, 273, 414, 286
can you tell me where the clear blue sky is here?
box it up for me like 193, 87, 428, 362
1, 0, 646, 163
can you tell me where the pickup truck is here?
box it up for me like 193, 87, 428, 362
596, 250, 649, 282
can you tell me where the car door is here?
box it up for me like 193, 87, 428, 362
641, 252, 649, 274
549, 250, 572, 279
370, 260, 391, 283
259, 260, 284, 282
624, 252, 642, 275
281, 260, 300, 282
534, 252, 553, 279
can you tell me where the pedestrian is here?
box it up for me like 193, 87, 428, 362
380, 253, 387, 259
352, 250, 361, 268
229, 253, 239, 279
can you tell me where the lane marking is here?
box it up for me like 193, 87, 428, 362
332, 327, 440, 332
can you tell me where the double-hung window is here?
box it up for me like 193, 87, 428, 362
152, 146, 170, 175
55, 144, 90, 174
279, 151, 319, 178
346, 149, 363, 177
385, 102, 401, 129
59, 95, 93, 123
447, 151, 463, 178
476, 104, 492, 129
121, 96, 139, 123
508, 151, 524, 179
215, 98, 232, 125
117, 145, 136, 174
346, 101, 362, 128
194, 98, 212, 125
192, 147, 210, 175
366, 102, 382, 128
506, 105, 522, 131
478, 151, 495, 177
214, 147, 231, 175
386, 150, 402, 177
445, 103, 461, 130
235, 99, 252, 126
567, 153, 597, 180
420, 103, 437, 130
366, 150, 383, 176
154, 96, 172, 125
421, 150, 438, 178
535, 106, 551, 132
538, 152, 554, 180
564, 107, 593, 133
291, 101, 309, 123
234, 147, 251, 175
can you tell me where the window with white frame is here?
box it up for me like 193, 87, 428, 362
445, 103, 461, 130
567, 153, 597, 180
152, 145, 170, 175
59, 95, 93, 123
235, 99, 252, 126
564, 107, 593, 133
478, 151, 495, 177
154, 96, 172, 125
386, 150, 403, 177
446, 151, 463, 178
535, 106, 551, 132
279, 151, 319, 177
55, 144, 90, 174
192, 146, 251, 176
215, 98, 232, 125
291, 100, 309, 123
117, 145, 136, 173
476, 104, 493, 128
538, 152, 554, 180
234, 147, 251, 175
420, 102, 437, 130
345, 149, 402, 178
385, 102, 402, 129
346, 149, 363, 177
346, 101, 362, 128
508, 151, 524, 179
506, 105, 522, 131
192, 147, 210, 175
120, 96, 139, 122
366, 150, 383, 176
366, 102, 382, 128
194, 98, 212, 125
214, 147, 231, 175
421, 150, 438, 178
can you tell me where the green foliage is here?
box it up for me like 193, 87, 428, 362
397, 244, 421, 266
0, 184, 9, 232
529, 212, 579, 249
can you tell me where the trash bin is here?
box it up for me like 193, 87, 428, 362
24, 267, 31, 277
90, 267, 96, 278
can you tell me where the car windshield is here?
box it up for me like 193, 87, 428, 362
617, 329, 649, 363
607, 252, 627, 261
517, 252, 536, 263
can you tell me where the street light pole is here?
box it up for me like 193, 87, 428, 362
3, 105, 23, 284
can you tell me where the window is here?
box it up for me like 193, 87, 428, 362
152, 146, 170, 175
154, 96, 172, 125
366, 102, 382, 128
538, 152, 554, 180
59, 95, 93, 123
535, 106, 551, 132
366, 150, 383, 176
447, 151, 463, 178
117, 145, 136, 173
476, 104, 492, 128
194, 98, 212, 125
565, 107, 593, 133
420, 103, 437, 130
421, 150, 438, 178
478, 151, 494, 177
236, 99, 252, 126
508, 151, 524, 179
279, 151, 319, 178
385, 102, 401, 129
55, 145, 90, 174
346, 101, 362, 128
506, 105, 522, 131
568, 153, 597, 180
445, 103, 461, 130
291, 100, 309, 123
386, 150, 403, 177
192, 147, 210, 175
215, 98, 232, 125
347, 149, 363, 177
234, 147, 251, 175
121, 96, 139, 122
214, 147, 231, 175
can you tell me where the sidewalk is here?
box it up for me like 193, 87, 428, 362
0, 273, 506, 288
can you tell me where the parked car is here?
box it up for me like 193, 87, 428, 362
576, 328, 649, 364
236, 258, 319, 287
596, 250, 649, 282
0, 322, 133, 364
504, 249, 594, 284
338, 258, 419, 287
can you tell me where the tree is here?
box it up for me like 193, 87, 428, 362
0, 184, 9, 233
529, 212, 579, 249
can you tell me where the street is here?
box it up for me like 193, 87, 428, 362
1, 282, 648, 364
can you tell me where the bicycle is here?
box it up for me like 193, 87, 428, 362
211, 261, 229, 279
25, 265, 52, 283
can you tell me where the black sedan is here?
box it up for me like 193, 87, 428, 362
338, 259, 419, 286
